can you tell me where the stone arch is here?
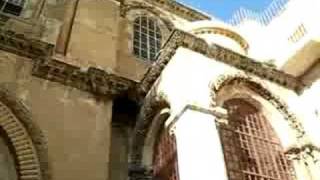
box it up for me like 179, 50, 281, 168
121, 2, 175, 31
142, 108, 170, 167
0, 86, 49, 180
210, 73, 305, 138
130, 87, 170, 169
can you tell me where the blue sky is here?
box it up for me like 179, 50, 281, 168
177, 0, 274, 20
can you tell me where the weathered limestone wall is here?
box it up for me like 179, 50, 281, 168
66, 0, 120, 71
0, 51, 113, 180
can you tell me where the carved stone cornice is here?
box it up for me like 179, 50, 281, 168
139, 29, 306, 96
142, 0, 210, 22
0, 27, 136, 98
32, 58, 137, 97
0, 29, 54, 59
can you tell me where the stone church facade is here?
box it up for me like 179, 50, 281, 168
0, 0, 319, 180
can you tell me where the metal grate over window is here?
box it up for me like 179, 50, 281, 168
153, 128, 179, 180
220, 98, 296, 180
133, 16, 162, 61
0, 0, 25, 16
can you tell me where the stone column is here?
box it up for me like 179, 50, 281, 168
168, 105, 228, 180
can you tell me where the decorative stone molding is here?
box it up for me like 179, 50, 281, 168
0, 85, 49, 180
192, 27, 249, 52
120, 0, 210, 22
210, 73, 305, 138
286, 144, 320, 164
139, 29, 305, 96
0, 29, 54, 59
32, 58, 136, 98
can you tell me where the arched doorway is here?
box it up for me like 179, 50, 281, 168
220, 98, 296, 180
153, 127, 179, 180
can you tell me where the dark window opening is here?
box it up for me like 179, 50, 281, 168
0, 0, 25, 16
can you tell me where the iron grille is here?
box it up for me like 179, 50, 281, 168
153, 128, 179, 180
220, 98, 296, 180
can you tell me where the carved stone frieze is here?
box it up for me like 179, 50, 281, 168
0, 29, 54, 59
32, 59, 137, 98
0, 28, 136, 98
140, 29, 306, 96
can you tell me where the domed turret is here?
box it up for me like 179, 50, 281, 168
184, 20, 249, 55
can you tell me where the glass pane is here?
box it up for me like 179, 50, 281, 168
141, 50, 148, 59
141, 27, 147, 34
148, 20, 155, 29
133, 47, 140, 56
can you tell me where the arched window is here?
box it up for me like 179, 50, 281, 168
0, 0, 25, 16
220, 98, 295, 180
153, 128, 179, 180
133, 16, 162, 61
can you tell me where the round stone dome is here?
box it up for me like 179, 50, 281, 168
184, 20, 249, 54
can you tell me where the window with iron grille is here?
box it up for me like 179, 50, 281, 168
153, 128, 179, 180
0, 0, 25, 16
133, 16, 162, 61
220, 98, 296, 180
